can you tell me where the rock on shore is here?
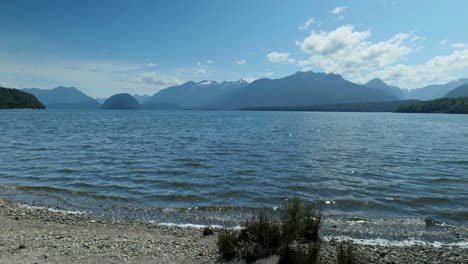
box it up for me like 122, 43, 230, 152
0, 199, 466, 263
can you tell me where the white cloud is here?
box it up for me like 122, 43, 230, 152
297, 25, 370, 56
361, 47, 468, 88
331, 6, 348, 15
196, 68, 207, 75
294, 25, 468, 88
440, 40, 448, 46
452, 43, 467, 49
299, 17, 315, 30
409, 36, 425, 43
296, 25, 417, 80
287, 58, 296, 64
139, 72, 183, 86
206, 60, 215, 64
266, 52, 291, 63
263, 71, 274, 77
147, 62, 157, 67
0, 57, 158, 95
232, 59, 247, 65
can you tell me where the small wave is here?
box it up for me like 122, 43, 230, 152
174, 157, 207, 163
149, 194, 208, 202
56, 168, 74, 173
181, 162, 212, 169
429, 177, 468, 184
121, 169, 188, 176
440, 160, 468, 165
18, 204, 85, 215
156, 169, 187, 176
157, 222, 241, 230
233, 169, 257, 176
14, 185, 130, 202
26, 147, 48, 151
323, 236, 468, 249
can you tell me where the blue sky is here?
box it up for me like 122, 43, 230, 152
1, 0, 467, 97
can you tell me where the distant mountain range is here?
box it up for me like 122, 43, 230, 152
0, 87, 45, 109
133, 94, 152, 104
445, 83, 468, 98
144, 80, 248, 109
22, 87, 101, 109
12, 72, 468, 111
402, 79, 468, 100
365, 78, 405, 99
224, 72, 399, 108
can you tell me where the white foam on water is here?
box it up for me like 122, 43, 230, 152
324, 236, 468, 248
157, 222, 241, 230
19, 204, 85, 215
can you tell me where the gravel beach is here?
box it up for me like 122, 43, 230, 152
0, 199, 466, 264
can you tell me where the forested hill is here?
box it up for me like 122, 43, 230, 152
395, 97, 468, 114
0, 87, 45, 109
240, 100, 418, 112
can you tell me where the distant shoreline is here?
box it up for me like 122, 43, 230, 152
0, 198, 466, 263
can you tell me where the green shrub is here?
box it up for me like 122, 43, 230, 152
336, 241, 356, 264
238, 213, 281, 262
279, 242, 321, 264
216, 197, 324, 263
281, 198, 323, 244
216, 229, 239, 259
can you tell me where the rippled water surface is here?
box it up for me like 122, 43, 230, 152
1, 110, 467, 225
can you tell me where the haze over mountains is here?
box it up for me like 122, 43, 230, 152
445, 83, 468, 98
22, 87, 101, 109
402, 78, 468, 100
145, 80, 248, 109
9, 71, 468, 110
365, 78, 405, 99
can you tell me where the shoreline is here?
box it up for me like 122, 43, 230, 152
0, 199, 467, 263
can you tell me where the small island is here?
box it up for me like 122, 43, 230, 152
101, 93, 141, 110
395, 96, 468, 114
0, 87, 45, 109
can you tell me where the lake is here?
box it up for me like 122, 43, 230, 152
1, 110, 467, 228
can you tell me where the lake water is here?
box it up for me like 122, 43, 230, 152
1, 110, 467, 231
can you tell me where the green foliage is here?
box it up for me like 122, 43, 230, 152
0, 87, 45, 109
238, 213, 282, 262
336, 242, 356, 264
278, 243, 321, 264
216, 197, 323, 263
216, 229, 239, 259
396, 96, 468, 114
281, 198, 323, 244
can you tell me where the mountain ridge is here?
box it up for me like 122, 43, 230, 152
22, 86, 101, 109
144, 79, 248, 109
223, 71, 399, 109
445, 83, 468, 98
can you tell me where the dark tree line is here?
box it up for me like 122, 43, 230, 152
0, 87, 45, 109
